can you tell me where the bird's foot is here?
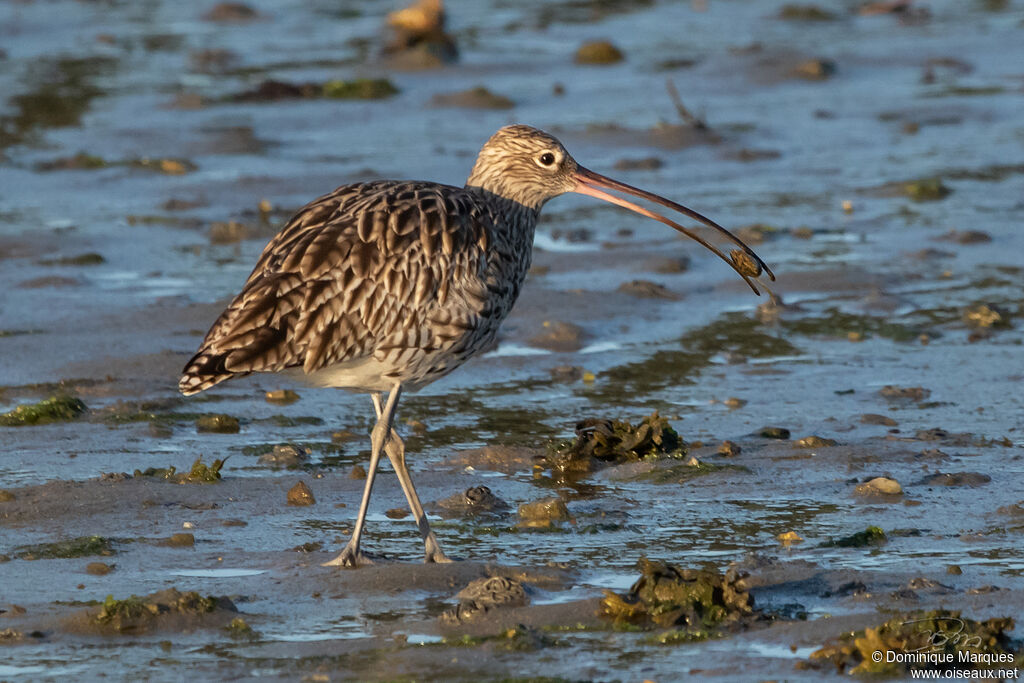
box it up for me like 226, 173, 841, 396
424, 539, 454, 564
322, 545, 375, 568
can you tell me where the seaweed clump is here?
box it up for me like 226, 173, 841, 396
0, 395, 86, 426
804, 610, 1020, 675
600, 558, 756, 640
133, 457, 225, 483
16, 535, 114, 560
546, 412, 686, 478
94, 589, 236, 634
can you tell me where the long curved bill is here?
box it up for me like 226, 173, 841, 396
572, 166, 775, 295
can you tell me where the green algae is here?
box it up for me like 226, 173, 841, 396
196, 413, 240, 433
820, 525, 887, 548
806, 610, 1020, 675
94, 588, 233, 633
903, 177, 952, 201
133, 457, 224, 483
588, 313, 797, 404
0, 395, 86, 426
226, 617, 257, 639
16, 535, 114, 560
780, 308, 926, 342
600, 558, 756, 636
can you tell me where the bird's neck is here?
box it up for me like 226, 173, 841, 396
463, 183, 541, 222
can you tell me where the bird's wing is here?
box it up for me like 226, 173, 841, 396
179, 181, 494, 395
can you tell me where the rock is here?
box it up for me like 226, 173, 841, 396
258, 444, 307, 467
717, 440, 742, 457
760, 426, 790, 439
286, 481, 316, 506
264, 389, 300, 405
158, 533, 196, 547
963, 304, 1010, 329
86, 562, 113, 575
436, 485, 510, 516
793, 58, 836, 80
779, 4, 836, 20
195, 414, 240, 433
855, 477, 903, 496
349, 465, 367, 480
918, 472, 990, 487
575, 40, 624, 65
879, 385, 930, 401
947, 565, 963, 575
795, 435, 837, 448
549, 365, 583, 382
0, 490, 14, 502
430, 86, 514, 109
208, 221, 251, 245
518, 497, 569, 528
860, 413, 897, 426
528, 320, 585, 352
723, 397, 747, 409
778, 531, 803, 545
617, 279, 681, 300
902, 178, 951, 201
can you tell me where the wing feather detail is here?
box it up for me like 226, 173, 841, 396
179, 181, 499, 395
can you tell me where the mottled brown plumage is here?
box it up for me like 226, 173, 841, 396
180, 124, 773, 567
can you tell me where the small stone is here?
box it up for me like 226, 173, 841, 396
208, 220, 250, 245
203, 2, 260, 21
760, 426, 790, 439
919, 472, 990, 487
349, 465, 367, 480
617, 279, 681, 300
947, 565, 963, 575
196, 414, 240, 433
717, 440, 741, 457
159, 533, 195, 547
265, 389, 300, 405
86, 562, 113, 575
0, 490, 14, 502
287, 481, 316, 506
778, 531, 803, 545
221, 519, 247, 527
683, 455, 700, 467
518, 497, 569, 527
795, 435, 837, 448
860, 413, 897, 426
793, 58, 836, 80
855, 477, 903, 496
385, 507, 409, 519
723, 397, 747, 410
963, 304, 1010, 329
549, 365, 583, 382
575, 40, 624, 65
528, 320, 585, 352
842, 199, 854, 213
879, 385, 930, 401
258, 444, 307, 467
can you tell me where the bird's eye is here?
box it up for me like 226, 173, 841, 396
538, 152, 556, 167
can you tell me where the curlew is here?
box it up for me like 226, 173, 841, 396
180, 124, 774, 567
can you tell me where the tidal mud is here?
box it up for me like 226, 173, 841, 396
1, 0, 1022, 680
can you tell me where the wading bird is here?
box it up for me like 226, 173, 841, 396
180, 125, 773, 567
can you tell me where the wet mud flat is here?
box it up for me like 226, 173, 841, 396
2, 0, 1024, 680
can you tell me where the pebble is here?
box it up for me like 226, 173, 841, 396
717, 440, 741, 457
855, 477, 903, 496
349, 465, 367, 480
760, 426, 791, 439
86, 562, 113, 575
287, 481, 316, 506
795, 435, 837, 448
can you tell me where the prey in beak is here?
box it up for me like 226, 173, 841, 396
571, 166, 775, 295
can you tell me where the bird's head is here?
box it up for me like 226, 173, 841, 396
466, 124, 775, 294
466, 124, 579, 211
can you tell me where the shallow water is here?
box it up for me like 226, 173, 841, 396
1, 0, 1023, 680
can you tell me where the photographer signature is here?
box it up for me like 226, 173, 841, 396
903, 617, 983, 652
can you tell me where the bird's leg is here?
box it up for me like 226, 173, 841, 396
371, 389, 451, 564
323, 389, 399, 568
